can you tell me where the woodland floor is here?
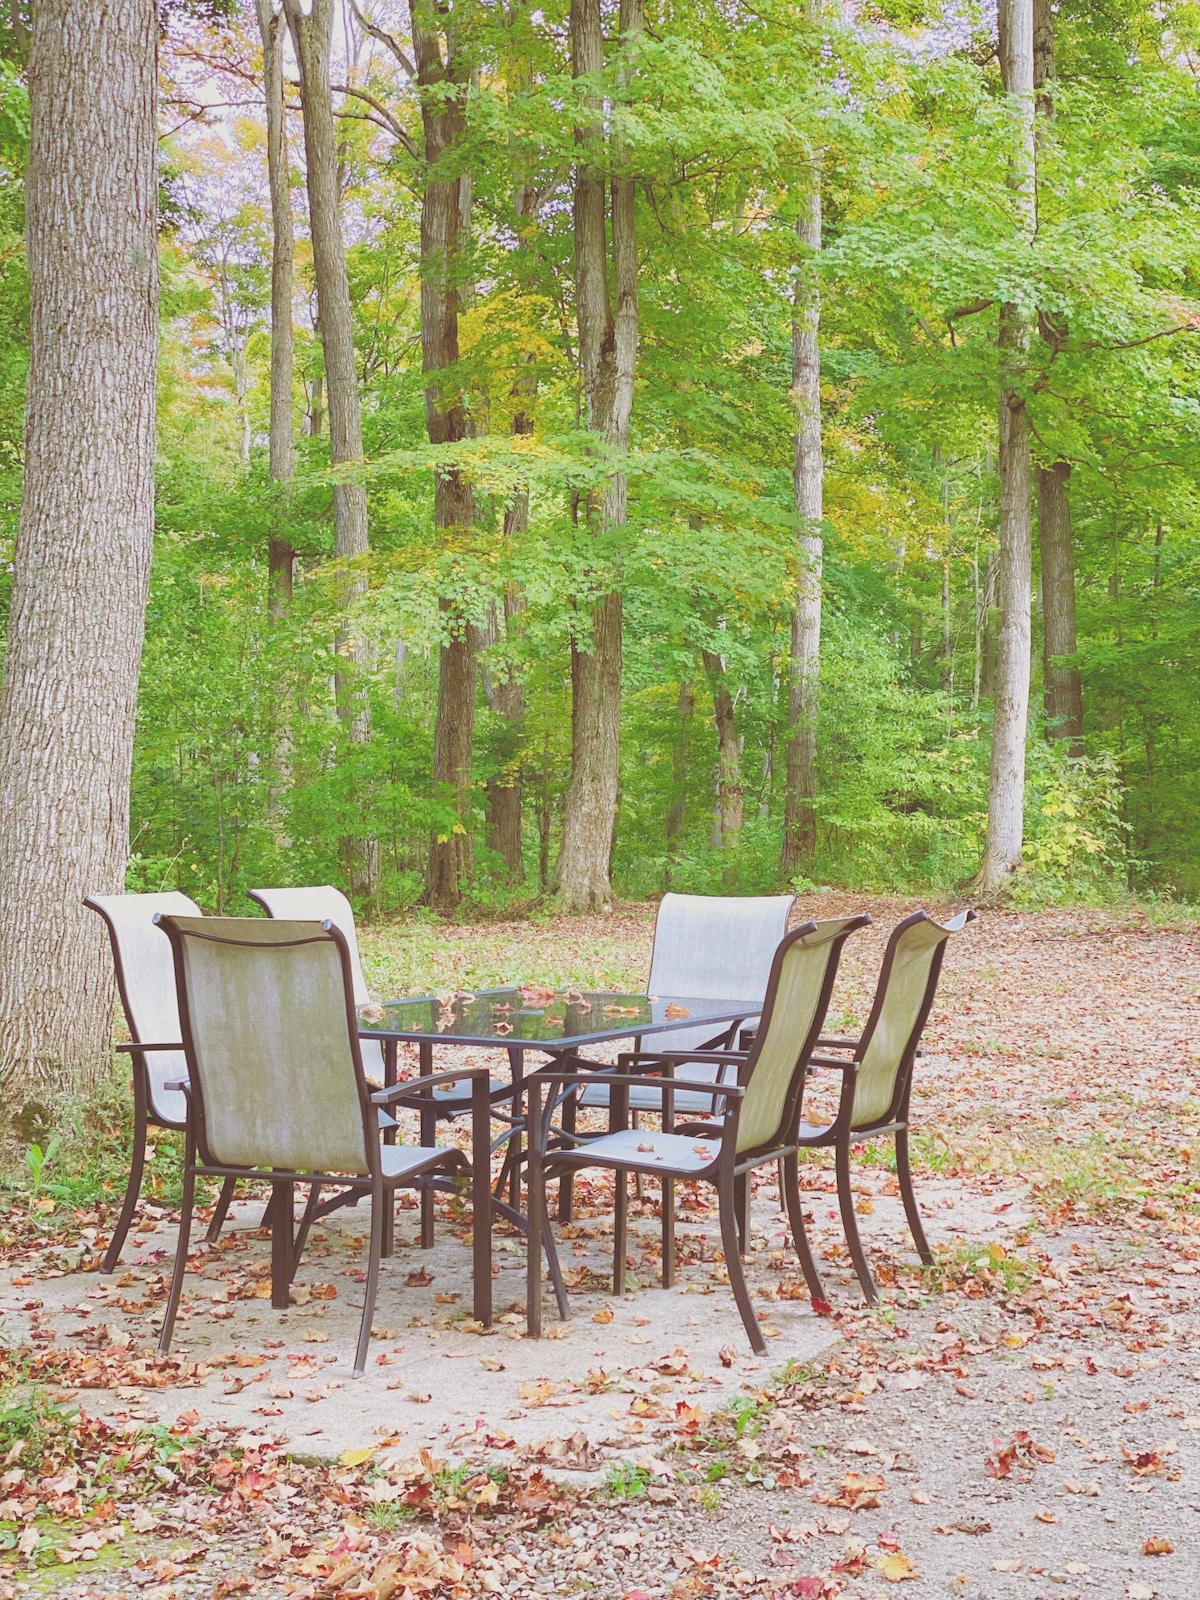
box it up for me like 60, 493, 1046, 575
2, 895, 1199, 1600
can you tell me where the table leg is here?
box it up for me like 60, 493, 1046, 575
270, 1178, 292, 1309
471, 1075, 493, 1327
558, 1080, 576, 1224
419, 1039, 435, 1249
525, 1077, 543, 1339
382, 1039, 397, 1258
508, 1046, 524, 1210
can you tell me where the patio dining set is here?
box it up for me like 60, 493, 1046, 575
86, 888, 975, 1375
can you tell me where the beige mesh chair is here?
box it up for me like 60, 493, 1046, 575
85, 891, 242, 1272
248, 885, 506, 1119
149, 916, 492, 1375
525, 916, 870, 1353
798, 908, 977, 1304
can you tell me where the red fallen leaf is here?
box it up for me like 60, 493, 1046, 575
1123, 1447, 1168, 1475
985, 1431, 1055, 1478
812, 1297, 834, 1316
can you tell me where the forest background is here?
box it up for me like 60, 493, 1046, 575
0, 0, 1196, 935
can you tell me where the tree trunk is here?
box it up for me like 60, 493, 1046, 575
782, 54, 824, 877
409, 0, 479, 913
702, 649, 743, 845
284, 0, 376, 895
1037, 463, 1083, 750
0, 0, 157, 1108
556, 0, 642, 913
1031, 0, 1083, 756
483, 583, 529, 883
257, 0, 296, 607
977, 0, 1036, 894
664, 678, 693, 873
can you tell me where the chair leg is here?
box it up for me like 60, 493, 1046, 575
896, 1128, 933, 1265
777, 1157, 786, 1214
205, 1175, 237, 1245
158, 1138, 196, 1355
542, 1215, 570, 1320
734, 1172, 749, 1256
836, 1135, 877, 1305
719, 1167, 765, 1356
354, 1182, 385, 1378
101, 1122, 147, 1275
290, 1183, 321, 1280
558, 1090, 577, 1223
613, 1170, 627, 1295
661, 1175, 675, 1288
782, 1151, 826, 1304
632, 1109, 645, 1205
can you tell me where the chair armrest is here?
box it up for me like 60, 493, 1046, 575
372, 1066, 490, 1105
116, 1041, 184, 1054
816, 1036, 859, 1050
164, 1077, 189, 1092
617, 1050, 749, 1069
808, 1055, 858, 1071
533, 1071, 745, 1100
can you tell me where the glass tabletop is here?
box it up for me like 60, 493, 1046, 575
356, 985, 756, 1050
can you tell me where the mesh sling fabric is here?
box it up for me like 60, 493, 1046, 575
172, 917, 370, 1175
735, 918, 859, 1155
89, 891, 202, 1126
248, 886, 372, 1006
646, 892, 795, 1056
851, 917, 949, 1128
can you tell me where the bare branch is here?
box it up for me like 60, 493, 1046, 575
347, 0, 416, 78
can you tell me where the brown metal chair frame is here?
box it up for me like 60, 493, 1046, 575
798, 907, 977, 1305
523, 917, 870, 1354
149, 915, 494, 1375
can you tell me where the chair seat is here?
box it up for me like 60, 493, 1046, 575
797, 1120, 834, 1143
380, 1144, 463, 1184
554, 1127, 723, 1178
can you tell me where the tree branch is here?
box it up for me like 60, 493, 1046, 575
347, 0, 417, 78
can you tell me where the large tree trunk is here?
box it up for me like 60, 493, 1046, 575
781, 86, 824, 876
1037, 463, 1083, 749
1032, 0, 1083, 755
977, 0, 1036, 894
664, 678, 694, 873
556, 0, 642, 913
701, 649, 743, 845
410, 0, 479, 913
0, 0, 157, 1108
284, 0, 376, 896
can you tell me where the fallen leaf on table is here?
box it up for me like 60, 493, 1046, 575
665, 1004, 690, 1019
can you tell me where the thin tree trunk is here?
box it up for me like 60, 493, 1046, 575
977, 0, 1036, 894
410, 0, 478, 913
0, 0, 157, 1106
257, 0, 297, 616
556, 0, 642, 913
782, 0, 824, 876
664, 678, 693, 875
284, 0, 376, 895
701, 649, 744, 845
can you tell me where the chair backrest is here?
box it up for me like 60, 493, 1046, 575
647, 892, 795, 1053
158, 915, 375, 1177
850, 908, 976, 1130
247, 885, 371, 1008
735, 915, 871, 1156
85, 890, 203, 1127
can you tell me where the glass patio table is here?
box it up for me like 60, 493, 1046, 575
356, 986, 758, 1251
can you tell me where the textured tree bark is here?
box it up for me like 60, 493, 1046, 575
408, 0, 479, 913
701, 650, 744, 845
977, 0, 1036, 894
0, 0, 157, 1106
285, 0, 376, 895
782, 98, 824, 876
556, 0, 642, 913
1037, 463, 1083, 749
